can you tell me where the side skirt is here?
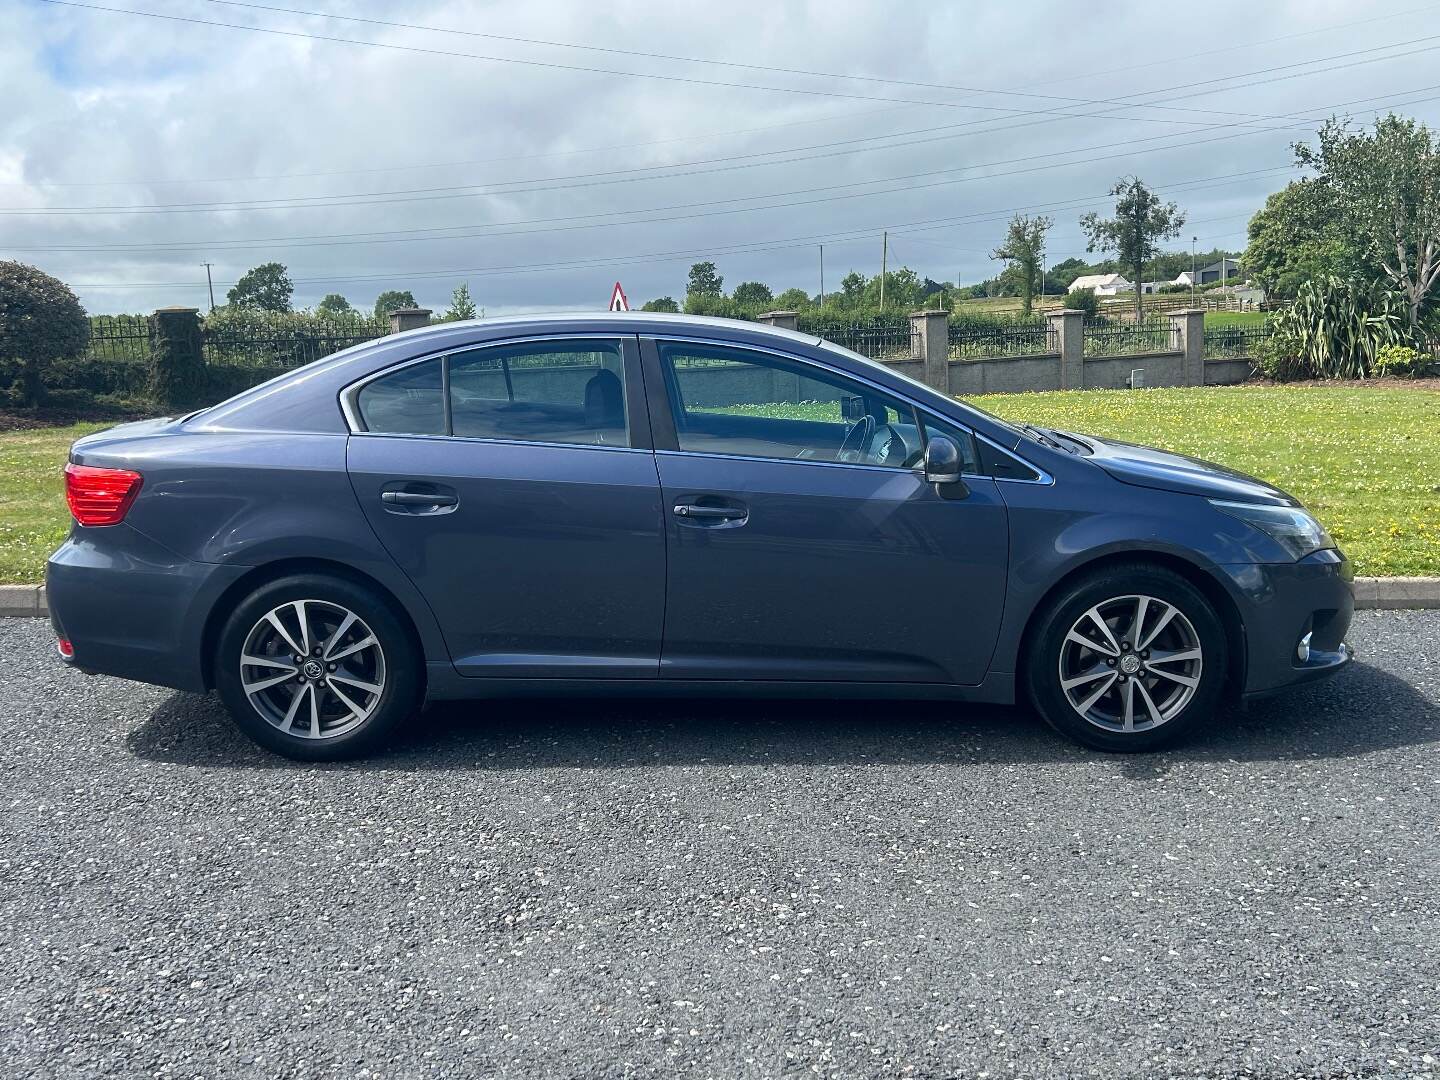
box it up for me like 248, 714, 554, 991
424, 662, 1015, 706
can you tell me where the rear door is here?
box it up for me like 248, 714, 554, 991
346, 335, 665, 679
642, 337, 1011, 685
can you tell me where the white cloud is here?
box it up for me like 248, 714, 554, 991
4, 0, 1439, 313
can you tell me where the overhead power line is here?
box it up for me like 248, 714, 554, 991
10, 23, 1440, 218
38, 0, 1440, 126
9, 166, 1299, 257
187, 0, 1368, 125
18, 1, 1432, 190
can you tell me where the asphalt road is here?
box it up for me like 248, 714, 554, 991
2, 612, 1437, 1080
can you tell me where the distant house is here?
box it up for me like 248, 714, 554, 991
1175, 259, 1241, 286
1067, 273, 1132, 296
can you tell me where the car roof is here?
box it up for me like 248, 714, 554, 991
385, 310, 825, 348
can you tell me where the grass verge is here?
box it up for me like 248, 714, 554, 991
0, 385, 1435, 582
980, 384, 1439, 577
0, 423, 106, 585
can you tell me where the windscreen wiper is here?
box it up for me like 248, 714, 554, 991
1020, 423, 1066, 451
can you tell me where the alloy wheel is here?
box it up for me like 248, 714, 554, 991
239, 599, 386, 740
1057, 594, 1203, 733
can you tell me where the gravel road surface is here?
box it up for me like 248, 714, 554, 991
2, 612, 1437, 1079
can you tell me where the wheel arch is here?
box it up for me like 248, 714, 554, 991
1015, 549, 1247, 704
200, 557, 427, 691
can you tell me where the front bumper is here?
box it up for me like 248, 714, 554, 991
1218, 548, 1354, 697
46, 524, 247, 692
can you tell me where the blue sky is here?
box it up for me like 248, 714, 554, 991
6, 0, 1440, 314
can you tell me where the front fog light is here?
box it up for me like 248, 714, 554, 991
1296, 632, 1312, 663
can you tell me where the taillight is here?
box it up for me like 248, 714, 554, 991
64, 463, 143, 526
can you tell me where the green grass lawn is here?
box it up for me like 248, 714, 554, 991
0, 385, 1436, 582
980, 385, 1439, 577
0, 422, 106, 585
1203, 310, 1268, 329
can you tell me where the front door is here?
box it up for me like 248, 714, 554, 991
644, 338, 1009, 685
347, 336, 665, 679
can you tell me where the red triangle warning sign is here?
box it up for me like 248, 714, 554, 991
608, 282, 630, 311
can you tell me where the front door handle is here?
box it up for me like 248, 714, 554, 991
382, 491, 458, 507
673, 504, 744, 520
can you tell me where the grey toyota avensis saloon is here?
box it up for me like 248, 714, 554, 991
48, 313, 1353, 760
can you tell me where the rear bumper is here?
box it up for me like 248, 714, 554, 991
46, 525, 247, 692
1219, 548, 1354, 697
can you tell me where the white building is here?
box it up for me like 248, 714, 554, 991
1067, 273, 1132, 296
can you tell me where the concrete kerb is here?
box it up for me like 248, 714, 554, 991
1, 579, 1437, 619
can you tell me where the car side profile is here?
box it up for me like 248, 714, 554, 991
48, 313, 1353, 759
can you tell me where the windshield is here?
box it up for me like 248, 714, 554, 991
816, 338, 1029, 441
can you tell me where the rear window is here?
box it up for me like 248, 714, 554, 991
353, 339, 628, 447
355, 357, 445, 436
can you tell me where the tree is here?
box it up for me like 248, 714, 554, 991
374, 290, 419, 320
227, 262, 293, 312
641, 296, 680, 312
1080, 177, 1185, 321
774, 287, 812, 309
991, 214, 1053, 315
316, 293, 354, 317
686, 262, 724, 298
0, 261, 89, 406
443, 282, 479, 321
838, 271, 868, 306
1294, 115, 1440, 328
862, 267, 924, 310
731, 281, 774, 306
1244, 183, 1349, 298
1047, 258, 1093, 290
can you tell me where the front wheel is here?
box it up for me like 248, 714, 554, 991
214, 574, 422, 760
1025, 564, 1228, 752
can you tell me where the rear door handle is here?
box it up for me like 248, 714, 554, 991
382, 491, 458, 507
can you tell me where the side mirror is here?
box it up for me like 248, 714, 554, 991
923, 435, 970, 497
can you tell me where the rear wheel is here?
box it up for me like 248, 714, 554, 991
214, 574, 422, 760
1025, 564, 1228, 752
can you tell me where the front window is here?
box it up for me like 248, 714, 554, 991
658, 342, 923, 468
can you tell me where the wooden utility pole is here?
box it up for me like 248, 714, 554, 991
818, 244, 825, 306
201, 263, 216, 311
880, 231, 888, 309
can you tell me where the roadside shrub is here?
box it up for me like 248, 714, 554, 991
0, 261, 90, 406
1062, 287, 1099, 318
1266, 276, 1413, 379
1373, 343, 1428, 377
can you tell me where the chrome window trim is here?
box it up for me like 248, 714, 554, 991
653, 448, 918, 478
339, 333, 631, 436
651, 334, 1052, 483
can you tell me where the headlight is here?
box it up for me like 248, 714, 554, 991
1210, 499, 1334, 560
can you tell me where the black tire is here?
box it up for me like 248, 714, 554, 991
1024, 563, 1228, 752
214, 573, 423, 761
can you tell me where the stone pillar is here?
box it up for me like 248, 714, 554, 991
149, 307, 206, 410
1047, 308, 1085, 390
1169, 309, 1206, 385
909, 309, 950, 393
389, 307, 433, 334
757, 310, 799, 332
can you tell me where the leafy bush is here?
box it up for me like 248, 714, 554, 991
1062, 287, 1099, 318
0, 261, 90, 406
1373, 343, 1428, 377
1263, 276, 1413, 379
